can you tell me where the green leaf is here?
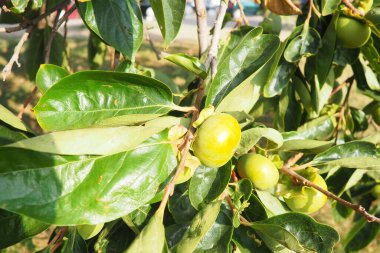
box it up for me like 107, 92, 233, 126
173, 201, 221, 253
76, 1, 102, 37
312, 141, 380, 168
123, 204, 152, 232
60, 228, 88, 253
236, 128, 283, 156
255, 190, 288, 217
36, 64, 69, 94
91, 0, 143, 59
251, 212, 339, 253
34, 71, 175, 131
321, 0, 340, 16
0, 131, 177, 225
169, 184, 198, 224
149, 0, 186, 47
189, 163, 231, 210
275, 83, 302, 131
311, 69, 335, 115
165, 53, 207, 79
284, 27, 322, 62
94, 221, 134, 252
7, 117, 180, 155
296, 115, 336, 140
0, 104, 28, 132
0, 209, 49, 249
0, 124, 28, 146
10, 0, 29, 13
232, 225, 272, 253
218, 26, 254, 64
280, 136, 334, 153
193, 208, 233, 252
343, 206, 380, 252
316, 15, 337, 84
125, 214, 165, 253
206, 28, 280, 107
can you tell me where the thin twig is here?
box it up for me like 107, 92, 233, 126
236, 0, 249, 25
2, 26, 33, 81
342, 0, 365, 16
0, 0, 70, 33
54, 4, 77, 33
45, 9, 62, 63
205, 0, 229, 79
305, 0, 314, 25
281, 154, 380, 223
17, 87, 38, 119
144, 26, 161, 60
49, 226, 68, 253
194, 0, 208, 58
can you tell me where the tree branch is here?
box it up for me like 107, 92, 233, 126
194, 0, 208, 58
0, 0, 70, 33
205, 0, 229, 79
281, 155, 380, 223
2, 26, 33, 81
236, 0, 249, 25
144, 26, 161, 60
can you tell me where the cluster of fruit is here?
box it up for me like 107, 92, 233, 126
337, 0, 373, 48
179, 113, 329, 214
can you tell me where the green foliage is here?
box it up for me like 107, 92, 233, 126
2, 0, 380, 252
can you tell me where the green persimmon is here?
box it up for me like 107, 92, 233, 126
237, 154, 279, 190
77, 223, 104, 239
372, 184, 380, 198
282, 168, 328, 214
336, 16, 371, 48
354, 0, 373, 14
192, 113, 241, 168
371, 103, 380, 125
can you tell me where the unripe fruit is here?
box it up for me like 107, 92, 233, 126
192, 114, 241, 168
283, 168, 327, 214
237, 154, 279, 190
372, 184, 380, 198
77, 223, 104, 239
371, 103, 380, 125
336, 17, 371, 48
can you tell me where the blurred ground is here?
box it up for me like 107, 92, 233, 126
0, 9, 379, 253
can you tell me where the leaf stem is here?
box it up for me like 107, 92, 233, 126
236, 0, 250, 26
281, 154, 380, 223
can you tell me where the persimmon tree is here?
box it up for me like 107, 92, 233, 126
1, 0, 380, 252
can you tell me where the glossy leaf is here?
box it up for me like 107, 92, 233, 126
149, 0, 186, 47
10, 0, 28, 13
193, 208, 233, 252
125, 214, 165, 253
7, 117, 180, 155
312, 141, 380, 168
296, 115, 336, 140
173, 201, 221, 253
60, 228, 88, 253
280, 135, 334, 153
255, 190, 288, 217
236, 128, 283, 156
169, 184, 197, 224
76, 1, 102, 37
321, 0, 340, 16
0, 124, 28, 146
206, 28, 280, 106
275, 84, 302, 131
189, 163, 231, 210
251, 212, 339, 253
316, 15, 337, 84
343, 206, 380, 252
94, 221, 134, 252
36, 64, 69, 94
0, 209, 49, 249
233, 225, 272, 253
0, 131, 177, 225
88, 33, 108, 69
91, 0, 143, 59
165, 53, 207, 79
34, 71, 175, 131
284, 27, 322, 62
0, 104, 28, 132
